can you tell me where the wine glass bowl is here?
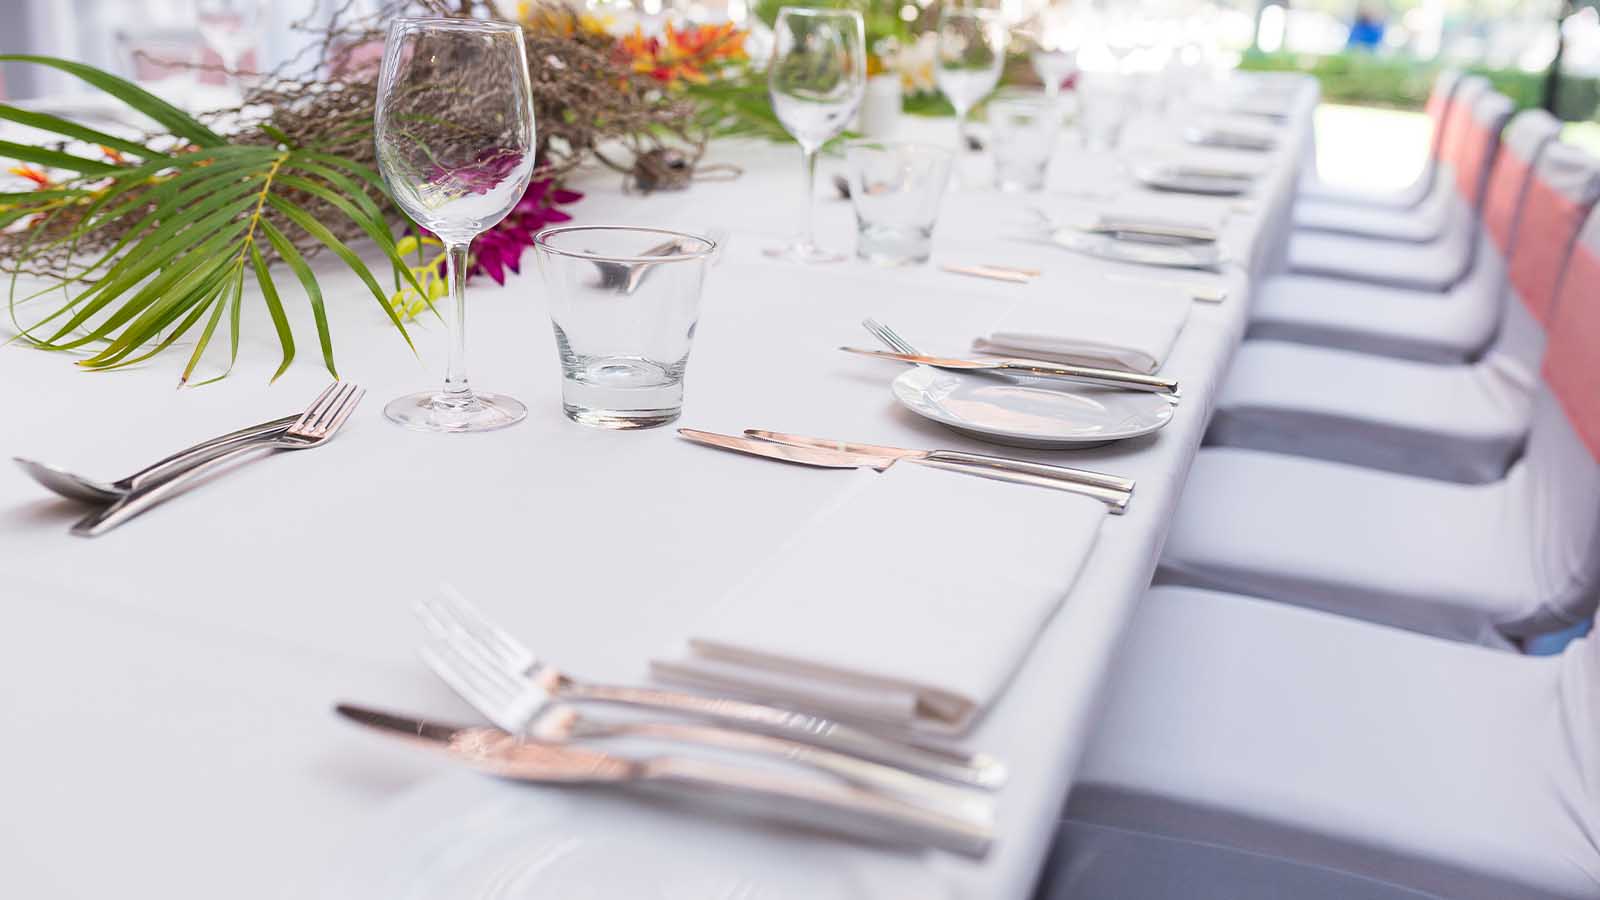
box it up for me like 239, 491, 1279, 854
934, 6, 1006, 183
374, 17, 537, 433
764, 7, 867, 264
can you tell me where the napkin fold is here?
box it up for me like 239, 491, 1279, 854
972, 281, 1191, 374
663, 464, 1105, 735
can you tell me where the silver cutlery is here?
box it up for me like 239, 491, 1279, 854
71, 382, 364, 537
15, 415, 298, 504
416, 593, 995, 818
414, 586, 1009, 787
336, 703, 994, 857
863, 318, 1178, 395
743, 429, 1135, 495
679, 428, 1131, 512
840, 347, 1179, 396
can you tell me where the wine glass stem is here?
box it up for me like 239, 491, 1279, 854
801, 146, 819, 250
443, 240, 472, 400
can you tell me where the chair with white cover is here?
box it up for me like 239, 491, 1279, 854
1294, 70, 1465, 239
1063, 586, 1600, 900
1249, 110, 1581, 364
1284, 84, 1513, 292
1207, 131, 1600, 484
1158, 210, 1600, 646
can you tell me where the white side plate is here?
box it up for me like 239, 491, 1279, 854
892, 366, 1176, 449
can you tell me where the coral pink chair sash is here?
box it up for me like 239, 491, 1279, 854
1541, 212, 1600, 461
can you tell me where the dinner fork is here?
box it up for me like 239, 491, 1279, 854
415, 586, 1006, 788
71, 382, 365, 537
418, 620, 994, 820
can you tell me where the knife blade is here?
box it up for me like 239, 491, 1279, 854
744, 430, 1137, 495
682, 428, 1131, 512
335, 703, 472, 745
678, 428, 896, 470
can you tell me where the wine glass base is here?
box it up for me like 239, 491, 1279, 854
384, 391, 527, 433
764, 242, 847, 264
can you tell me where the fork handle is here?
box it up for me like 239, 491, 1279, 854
558, 681, 1007, 789
641, 755, 993, 857
578, 718, 993, 820
120, 414, 299, 491
924, 449, 1135, 494
993, 360, 1177, 394
72, 440, 278, 537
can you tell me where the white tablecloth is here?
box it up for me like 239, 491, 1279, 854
0, 76, 1316, 899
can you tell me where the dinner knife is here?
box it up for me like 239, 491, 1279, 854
742, 430, 1136, 495
678, 429, 1130, 513
839, 347, 1179, 395
335, 703, 994, 857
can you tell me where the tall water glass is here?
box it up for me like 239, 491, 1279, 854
846, 141, 953, 266
375, 18, 536, 433
935, 7, 1006, 156
535, 226, 716, 429
989, 94, 1060, 192
766, 7, 866, 264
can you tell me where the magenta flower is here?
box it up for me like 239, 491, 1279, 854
410, 177, 583, 286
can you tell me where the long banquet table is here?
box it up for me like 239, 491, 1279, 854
0, 75, 1316, 899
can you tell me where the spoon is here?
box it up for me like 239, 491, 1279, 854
14, 414, 297, 504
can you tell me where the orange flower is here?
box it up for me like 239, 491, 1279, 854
618, 22, 747, 87
99, 145, 127, 164
7, 165, 54, 190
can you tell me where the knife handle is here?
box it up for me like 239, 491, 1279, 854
995, 361, 1179, 396
559, 680, 1007, 788
908, 457, 1130, 514
924, 449, 1135, 494
641, 755, 994, 857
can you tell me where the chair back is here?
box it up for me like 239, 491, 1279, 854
1481, 109, 1562, 255
1453, 89, 1515, 212
1510, 209, 1600, 636
1422, 69, 1464, 163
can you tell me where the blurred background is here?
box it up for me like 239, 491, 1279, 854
3, 0, 1596, 186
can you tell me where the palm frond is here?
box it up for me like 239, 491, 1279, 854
0, 58, 429, 384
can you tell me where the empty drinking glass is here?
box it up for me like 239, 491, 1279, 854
766, 7, 867, 264
375, 17, 536, 433
1078, 73, 1131, 151
988, 94, 1060, 192
534, 226, 716, 429
845, 141, 953, 266
935, 6, 1006, 157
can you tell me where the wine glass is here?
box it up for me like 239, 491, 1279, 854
765, 7, 867, 265
374, 17, 537, 433
935, 6, 1006, 157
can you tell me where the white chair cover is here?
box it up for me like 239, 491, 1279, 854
1162, 212, 1600, 643
1296, 70, 1463, 215
1210, 123, 1600, 483
1248, 110, 1577, 364
1068, 586, 1600, 900
1286, 85, 1513, 292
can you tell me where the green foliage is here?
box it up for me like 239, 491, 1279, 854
1240, 50, 1600, 121
0, 56, 426, 384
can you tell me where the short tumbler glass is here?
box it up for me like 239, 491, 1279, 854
988, 94, 1060, 192
534, 226, 716, 429
846, 141, 954, 266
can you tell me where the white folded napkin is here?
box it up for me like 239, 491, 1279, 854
661, 464, 1105, 734
972, 282, 1191, 374
1055, 200, 1227, 242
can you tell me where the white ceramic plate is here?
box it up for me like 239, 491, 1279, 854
306, 771, 956, 900
891, 366, 1176, 449
1132, 164, 1255, 198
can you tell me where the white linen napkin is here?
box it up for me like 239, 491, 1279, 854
1053, 200, 1227, 243
660, 464, 1105, 735
972, 281, 1191, 374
